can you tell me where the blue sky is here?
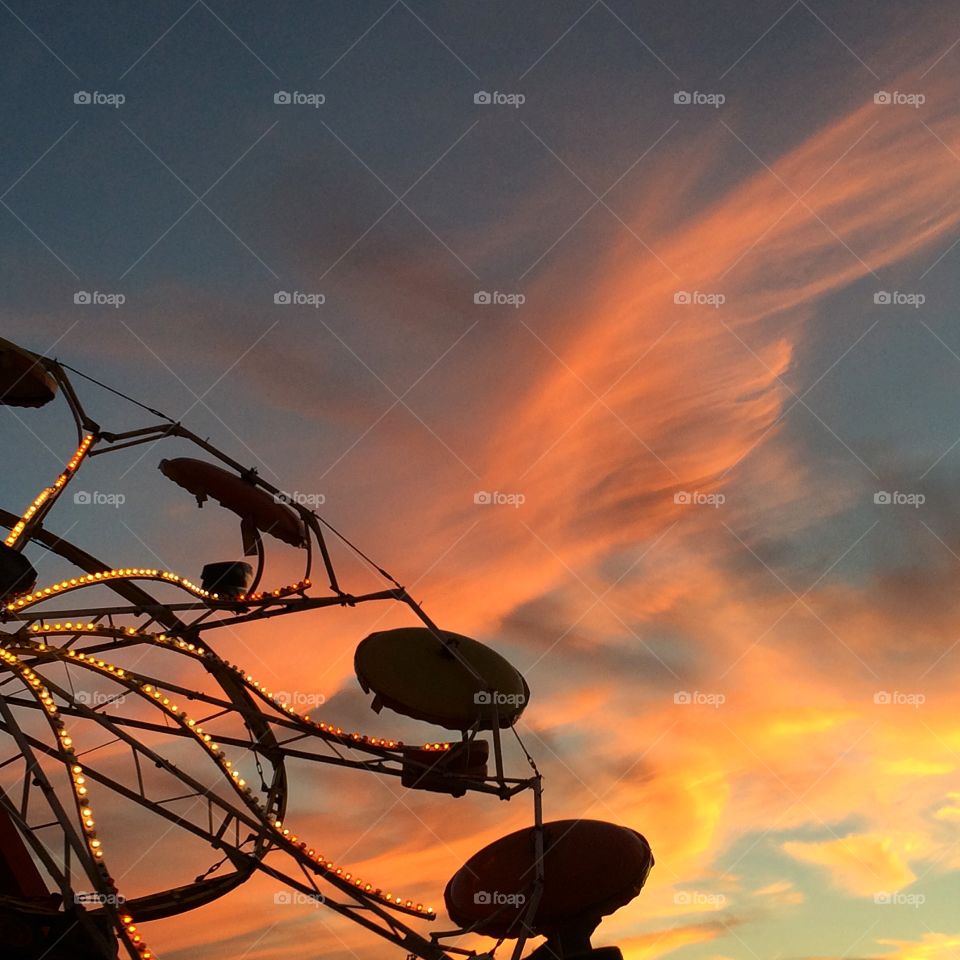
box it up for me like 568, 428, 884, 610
5, 3, 960, 959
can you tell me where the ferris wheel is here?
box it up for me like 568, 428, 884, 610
0, 335, 653, 960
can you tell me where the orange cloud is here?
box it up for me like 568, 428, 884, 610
12, 57, 960, 960
617, 920, 730, 960
782, 834, 919, 896
875, 933, 960, 960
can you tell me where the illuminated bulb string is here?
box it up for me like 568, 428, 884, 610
6, 569, 311, 611
5, 435, 94, 548
45, 645, 436, 919
0, 646, 156, 958
26, 624, 452, 755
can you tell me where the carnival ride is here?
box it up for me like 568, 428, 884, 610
0, 335, 652, 960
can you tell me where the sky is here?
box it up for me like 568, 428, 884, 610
3, 1, 960, 958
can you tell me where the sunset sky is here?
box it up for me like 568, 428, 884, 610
4, 2, 960, 959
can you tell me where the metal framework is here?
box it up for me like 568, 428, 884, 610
0, 347, 545, 960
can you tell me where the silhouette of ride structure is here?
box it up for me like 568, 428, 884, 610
0, 336, 652, 960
